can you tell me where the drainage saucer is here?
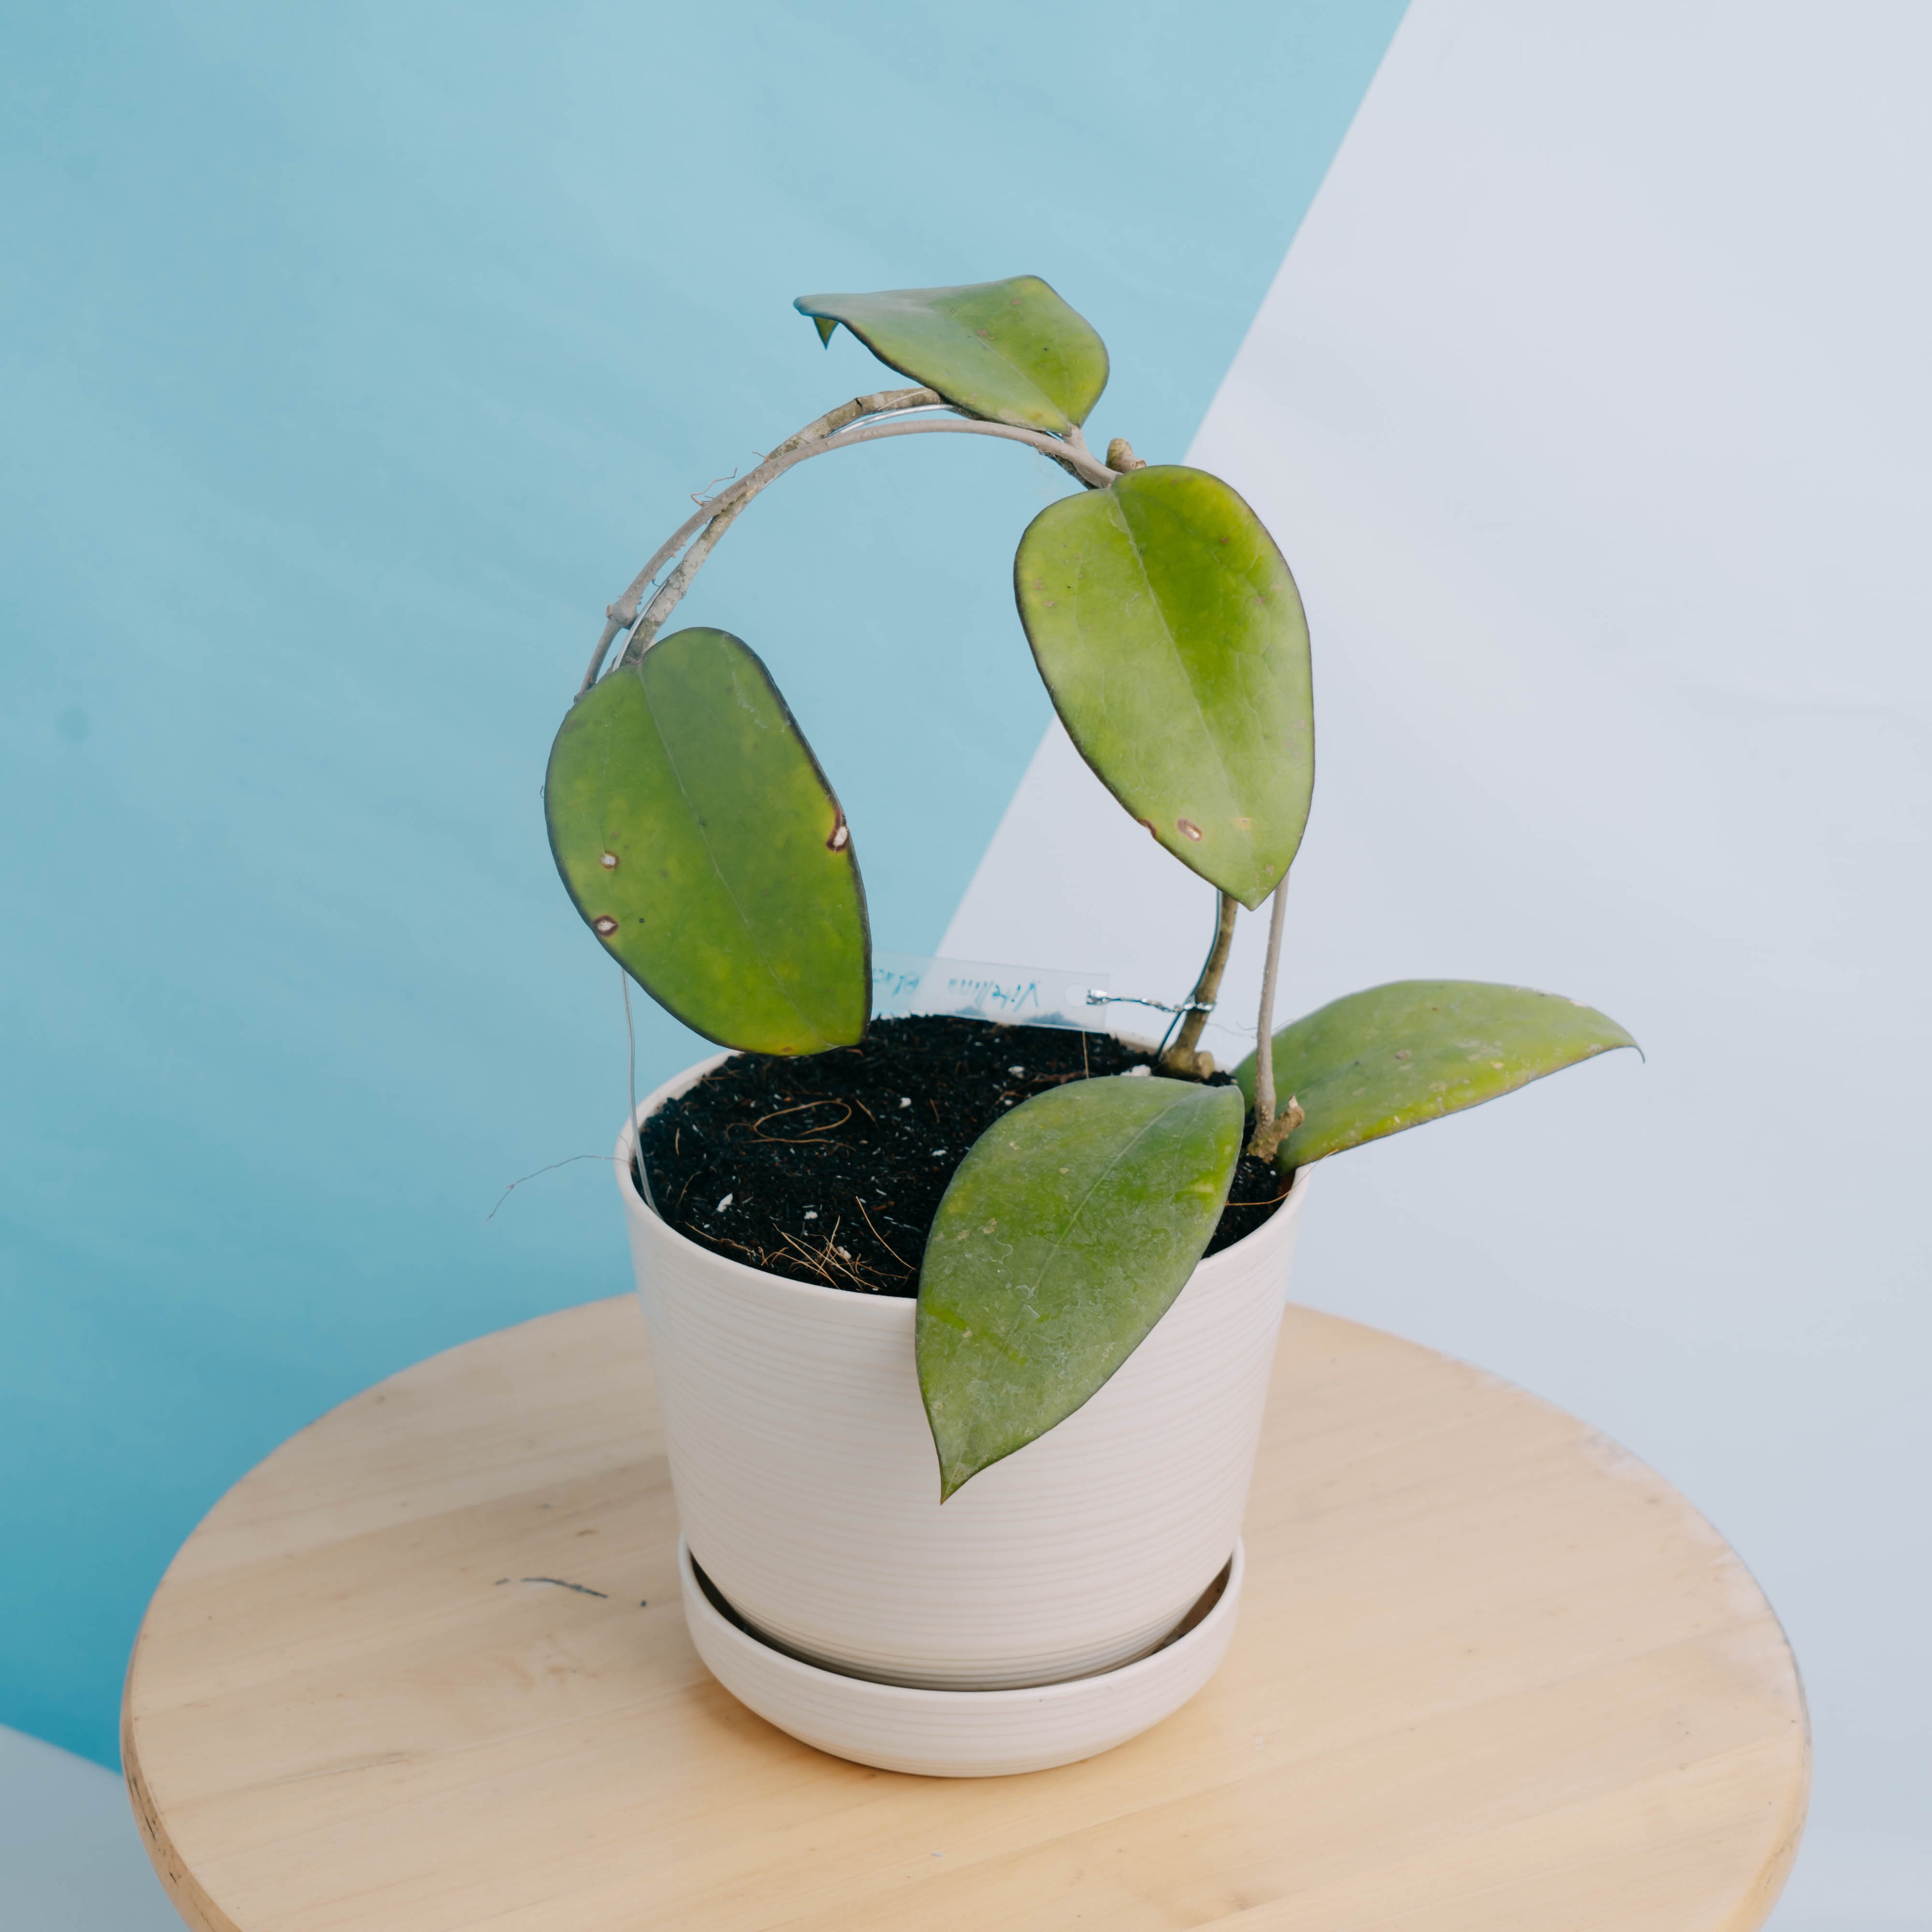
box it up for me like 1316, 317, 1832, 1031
678, 1535, 1244, 1778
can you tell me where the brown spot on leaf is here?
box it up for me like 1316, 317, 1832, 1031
827, 814, 850, 852
1177, 818, 1203, 841
592, 916, 619, 937
599, 851, 619, 869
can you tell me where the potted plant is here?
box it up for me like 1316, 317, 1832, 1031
544, 277, 1635, 1767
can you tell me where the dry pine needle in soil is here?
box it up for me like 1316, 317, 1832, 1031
637, 1015, 1293, 1296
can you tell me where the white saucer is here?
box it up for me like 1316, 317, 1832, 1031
678, 1535, 1245, 1778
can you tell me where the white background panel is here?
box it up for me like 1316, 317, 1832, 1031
0, 1727, 178, 1927
944, 6, 1930, 1921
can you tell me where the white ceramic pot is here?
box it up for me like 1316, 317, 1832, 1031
618, 1054, 1308, 1692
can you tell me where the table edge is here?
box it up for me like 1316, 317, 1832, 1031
117, 1297, 1812, 1932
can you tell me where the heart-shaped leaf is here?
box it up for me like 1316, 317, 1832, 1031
793, 276, 1107, 434
1233, 981, 1638, 1169
545, 628, 869, 1055
917, 1075, 1244, 1499
1015, 465, 1314, 908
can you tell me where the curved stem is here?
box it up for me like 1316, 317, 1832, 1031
825, 413, 1112, 482
1249, 877, 1301, 1162
582, 395, 1116, 690
617, 490, 752, 668
580, 387, 937, 692
1161, 890, 1239, 1076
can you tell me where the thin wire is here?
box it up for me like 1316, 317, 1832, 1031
484, 1155, 618, 1222
1156, 1003, 1185, 1060
1084, 991, 1213, 1014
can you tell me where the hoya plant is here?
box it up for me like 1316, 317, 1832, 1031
546, 276, 1635, 1499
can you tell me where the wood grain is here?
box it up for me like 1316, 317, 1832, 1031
124, 1300, 1808, 1931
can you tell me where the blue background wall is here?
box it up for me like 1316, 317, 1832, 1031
0, 1, 1406, 1765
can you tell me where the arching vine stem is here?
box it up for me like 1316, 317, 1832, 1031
1248, 878, 1302, 1162
579, 392, 1117, 692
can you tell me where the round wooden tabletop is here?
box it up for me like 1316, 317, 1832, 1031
124, 1298, 1808, 1932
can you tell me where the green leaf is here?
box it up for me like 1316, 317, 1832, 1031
545, 627, 869, 1055
1015, 465, 1314, 908
916, 1075, 1244, 1500
1232, 981, 1639, 1169
793, 276, 1107, 434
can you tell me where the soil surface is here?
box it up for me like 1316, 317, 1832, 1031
636, 1015, 1293, 1295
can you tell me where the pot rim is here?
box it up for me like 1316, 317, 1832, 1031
616, 1048, 1309, 1318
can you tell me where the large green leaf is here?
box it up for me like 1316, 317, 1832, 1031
1233, 981, 1638, 1169
1015, 465, 1314, 908
917, 1075, 1244, 1500
793, 276, 1107, 434
544, 627, 869, 1055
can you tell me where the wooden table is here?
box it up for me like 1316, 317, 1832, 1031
124, 1299, 1808, 1931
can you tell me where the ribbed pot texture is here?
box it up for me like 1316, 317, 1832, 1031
618, 1054, 1309, 1691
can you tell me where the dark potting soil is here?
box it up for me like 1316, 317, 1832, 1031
635, 1015, 1293, 1296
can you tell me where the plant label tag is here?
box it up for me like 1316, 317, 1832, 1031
870, 952, 1108, 1032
